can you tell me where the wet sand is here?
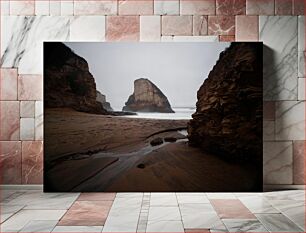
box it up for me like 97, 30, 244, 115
45, 108, 261, 192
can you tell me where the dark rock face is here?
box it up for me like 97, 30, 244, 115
96, 90, 113, 111
123, 78, 174, 113
44, 42, 107, 114
188, 43, 263, 162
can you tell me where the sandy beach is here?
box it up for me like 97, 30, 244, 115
44, 108, 261, 192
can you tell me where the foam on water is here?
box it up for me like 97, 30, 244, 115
118, 107, 195, 120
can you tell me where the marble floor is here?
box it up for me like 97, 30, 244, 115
0, 188, 304, 232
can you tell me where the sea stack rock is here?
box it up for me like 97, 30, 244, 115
96, 90, 113, 111
188, 43, 263, 162
123, 78, 174, 113
44, 42, 107, 114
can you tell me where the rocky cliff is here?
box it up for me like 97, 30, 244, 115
188, 43, 263, 162
44, 42, 107, 114
123, 78, 174, 113
96, 90, 113, 111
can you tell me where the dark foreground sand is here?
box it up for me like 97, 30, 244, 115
45, 108, 262, 192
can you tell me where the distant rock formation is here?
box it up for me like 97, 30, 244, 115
44, 42, 107, 114
123, 78, 174, 113
188, 43, 263, 162
96, 90, 113, 111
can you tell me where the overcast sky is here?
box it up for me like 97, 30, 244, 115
64, 42, 229, 110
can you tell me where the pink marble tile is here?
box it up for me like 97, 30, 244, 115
162, 16, 192, 36
293, 0, 305, 15
0, 101, 20, 140
193, 16, 208, 36
216, 0, 246, 15
275, 0, 293, 15
18, 75, 43, 101
10, 0, 35, 15
0, 141, 22, 184
74, 0, 117, 15
106, 16, 140, 41
210, 199, 256, 219
22, 141, 43, 184
208, 16, 235, 35
0, 69, 18, 100
293, 140, 305, 184
58, 201, 113, 226
219, 35, 235, 41
78, 193, 116, 201
235, 15, 258, 41
119, 0, 153, 15
180, 0, 215, 15
246, 0, 274, 15
263, 101, 275, 120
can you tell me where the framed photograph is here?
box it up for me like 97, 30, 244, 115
44, 42, 263, 192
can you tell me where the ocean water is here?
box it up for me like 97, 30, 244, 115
120, 107, 196, 120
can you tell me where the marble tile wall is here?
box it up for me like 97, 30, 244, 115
0, 0, 305, 185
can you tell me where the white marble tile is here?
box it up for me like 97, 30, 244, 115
20, 118, 35, 140
6, 191, 79, 210
150, 193, 178, 206
1, 0, 10, 15
180, 204, 220, 229
268, 200, 305, 230
61, 1, 74, 16
1, 209, 66, 232
206, 193, 237, 199
1, 191, 26, 203
50, 1, 61, 16
223, 219, 268, 232
148, 206, 181, 221
238, 196, 279, 214
161, 35, 219, 42
35, 1, 50, 15
103, 195, 142, 232
1, 16, 70, 74
154, 0, 179, 15
102, 206, 140, 232
275, 101, 305, 140
263, 190, 305, 201
53, 226, 104, 232
74, 1, 117, 15
298, 78, 305, 100
256, 214, 303, 232
263, 141, 293, 184
35, 101, 43, 140
70, 16, 105, 41
263, 120, 275, 141
1, 190, 17, 201
20, 220, 58, 232
176, 193, 210, 204
112, 196, 143, 208
115, 192, 143, 198
20, 101, 35, 118
260, 16, 298, 100
1, 204, 25, 223
140, 16, 161, 42
146, 220, 184, 233
298, 16, 305, 78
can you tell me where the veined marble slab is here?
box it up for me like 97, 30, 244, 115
275, 101, 305, 140
161, 35, 219, 42
260, 16, 298, 101
1, 16, 70, 74
298, 16, 305, 78
256, 213, 303, 232
263, 141, 293, 185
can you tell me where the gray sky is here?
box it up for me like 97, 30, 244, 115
65, 42, 229, 110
